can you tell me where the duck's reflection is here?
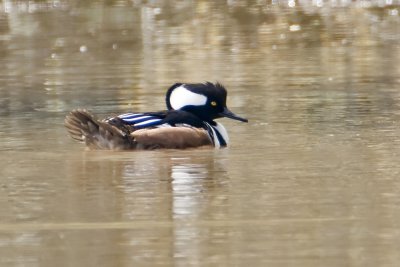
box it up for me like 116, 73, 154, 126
124, 151, 230, 263
171, 163, 208, 180
170, 163, 208, 216
166, 155, 231, 264
62, 150, 231, 264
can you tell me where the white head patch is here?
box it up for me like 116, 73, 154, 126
169, 85, 207, 110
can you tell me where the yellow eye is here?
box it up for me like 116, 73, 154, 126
211, 101, 217, 107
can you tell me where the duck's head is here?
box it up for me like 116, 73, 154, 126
166, 82, 248, 124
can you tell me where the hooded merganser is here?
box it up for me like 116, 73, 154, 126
65, 82, 248, 150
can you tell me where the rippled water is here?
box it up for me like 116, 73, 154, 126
1, 1, 400, 266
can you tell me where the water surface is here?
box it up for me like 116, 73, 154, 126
0, 1, 400, 266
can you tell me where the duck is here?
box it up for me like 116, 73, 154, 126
65, 82, 248, 150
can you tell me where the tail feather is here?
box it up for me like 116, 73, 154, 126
64, 109, 135, 150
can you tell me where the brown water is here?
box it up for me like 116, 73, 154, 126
1, 1, 400, 266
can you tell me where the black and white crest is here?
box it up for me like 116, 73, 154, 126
166, 82, 227, 111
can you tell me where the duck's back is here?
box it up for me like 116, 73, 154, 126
64, 109, 213, 150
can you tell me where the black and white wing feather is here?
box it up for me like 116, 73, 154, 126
115, 113, 166, 128
108, 110, 207, 129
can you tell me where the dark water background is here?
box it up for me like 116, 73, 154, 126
0, 1, 399, 266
